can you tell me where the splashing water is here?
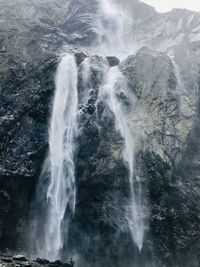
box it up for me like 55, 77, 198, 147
32, 0, 145, 260
80, 58, 90, 88
78, 58, 91, 103
34, 54, 78, 260
95, 0, 145, 252
96, 0, 124, 54
103, 66, 145, 251
94, 0, 135, 59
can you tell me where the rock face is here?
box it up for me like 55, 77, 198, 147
65, 49, 199, 267
0, 1, 200, 267
133, 8, 200, 57
0, 53, 57, 249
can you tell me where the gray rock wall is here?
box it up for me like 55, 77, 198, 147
0, 1, 200, 266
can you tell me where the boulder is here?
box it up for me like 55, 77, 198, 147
35, 258, 49, 265
13, 255, 27, 261
106, 56, 120, 67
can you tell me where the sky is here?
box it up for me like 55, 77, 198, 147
140, 0, 200, 12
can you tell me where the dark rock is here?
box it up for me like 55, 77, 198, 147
1, 258, 12, 263
0, 55, 57, 249
106, 56, 120, 67
24, 261, 31, 267
13, 254, 27, 261
35, 258, 49, 265
49, 260, 62, 267
74, 52, 87, 66
86, 104, 96, 114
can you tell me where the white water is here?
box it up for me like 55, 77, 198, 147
96, 0, 145, 251
79, 58, 91, 103
33, 0, 145, 259
41, 54, 78, 260
94, 0, 135, 59
103, 67, 144, 251
171, 60, 187, 95
95, 0, 145, 252
80, 58, 90, 88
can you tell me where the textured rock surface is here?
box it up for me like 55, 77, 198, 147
0, 0, 200, 267
0, 56, 56, 249
0, 253, 73, 267
133, 8, 200, 57
66, 49, 200, 267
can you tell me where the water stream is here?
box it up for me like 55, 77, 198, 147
32, 0, 145, 260
34, 54, 79, 260
103, 66, 144, 251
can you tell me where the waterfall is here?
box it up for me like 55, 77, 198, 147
79, 58, 91, 103
103, 66, 144, 251
96, 0, 124, 55
94, 0, 135, 59
33, 54, 78, 261
31, 0, 145, 262
96, 1, 145, 250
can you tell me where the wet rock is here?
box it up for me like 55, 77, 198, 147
74, 52, 87, 65
86, 104, 96, 114
1, 258, 12, 263
13, 255, 27, 261
24, 261, 31, 267
0, 47, 6, 53
106, 56, 120, 67
49, 260, 62, 267
35, 258, 49, 265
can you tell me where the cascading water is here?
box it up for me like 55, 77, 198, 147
103, 66, 144, 251
30, 0, 145, 262
45, 54, 78, 260
79, 58, 91, 103
96, 0, 124, 55
93, 0, 135, 59
96, 0, 145, 251
32, 54, 78, 261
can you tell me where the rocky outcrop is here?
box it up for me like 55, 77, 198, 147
120, 47, 198, 163
0, 253, 74, 267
